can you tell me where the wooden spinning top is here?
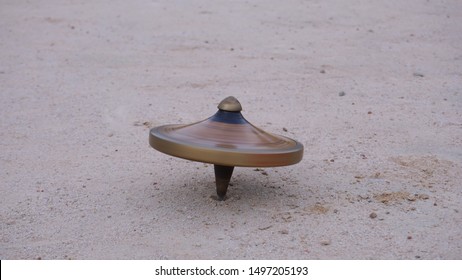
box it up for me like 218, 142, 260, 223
149, 96, 303, 200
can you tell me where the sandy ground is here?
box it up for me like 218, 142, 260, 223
1, 0, 461, 260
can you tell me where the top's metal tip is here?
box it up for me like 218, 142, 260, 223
217, 96, 242, 112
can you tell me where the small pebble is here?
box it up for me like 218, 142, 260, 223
369, 212, 377, 219
320, 69, 326, 74
283, 127, 288, 132
321, 240, 331, 246
413, 72, 424, 77
419, 194, 430, 200
339, 91, 346, 96
258, 225, 272, 231
279, 229, 289, 234
407, 236, 412, 240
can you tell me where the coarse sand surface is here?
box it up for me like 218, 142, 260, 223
1, 0, 461, 259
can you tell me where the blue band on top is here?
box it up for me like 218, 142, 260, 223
209, 110, 247, 124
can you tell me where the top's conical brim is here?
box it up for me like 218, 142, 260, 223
149, 110, 303, 167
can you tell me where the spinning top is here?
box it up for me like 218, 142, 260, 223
149, 96, 303, 200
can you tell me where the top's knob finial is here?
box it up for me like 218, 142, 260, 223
218, 96, 242, 112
